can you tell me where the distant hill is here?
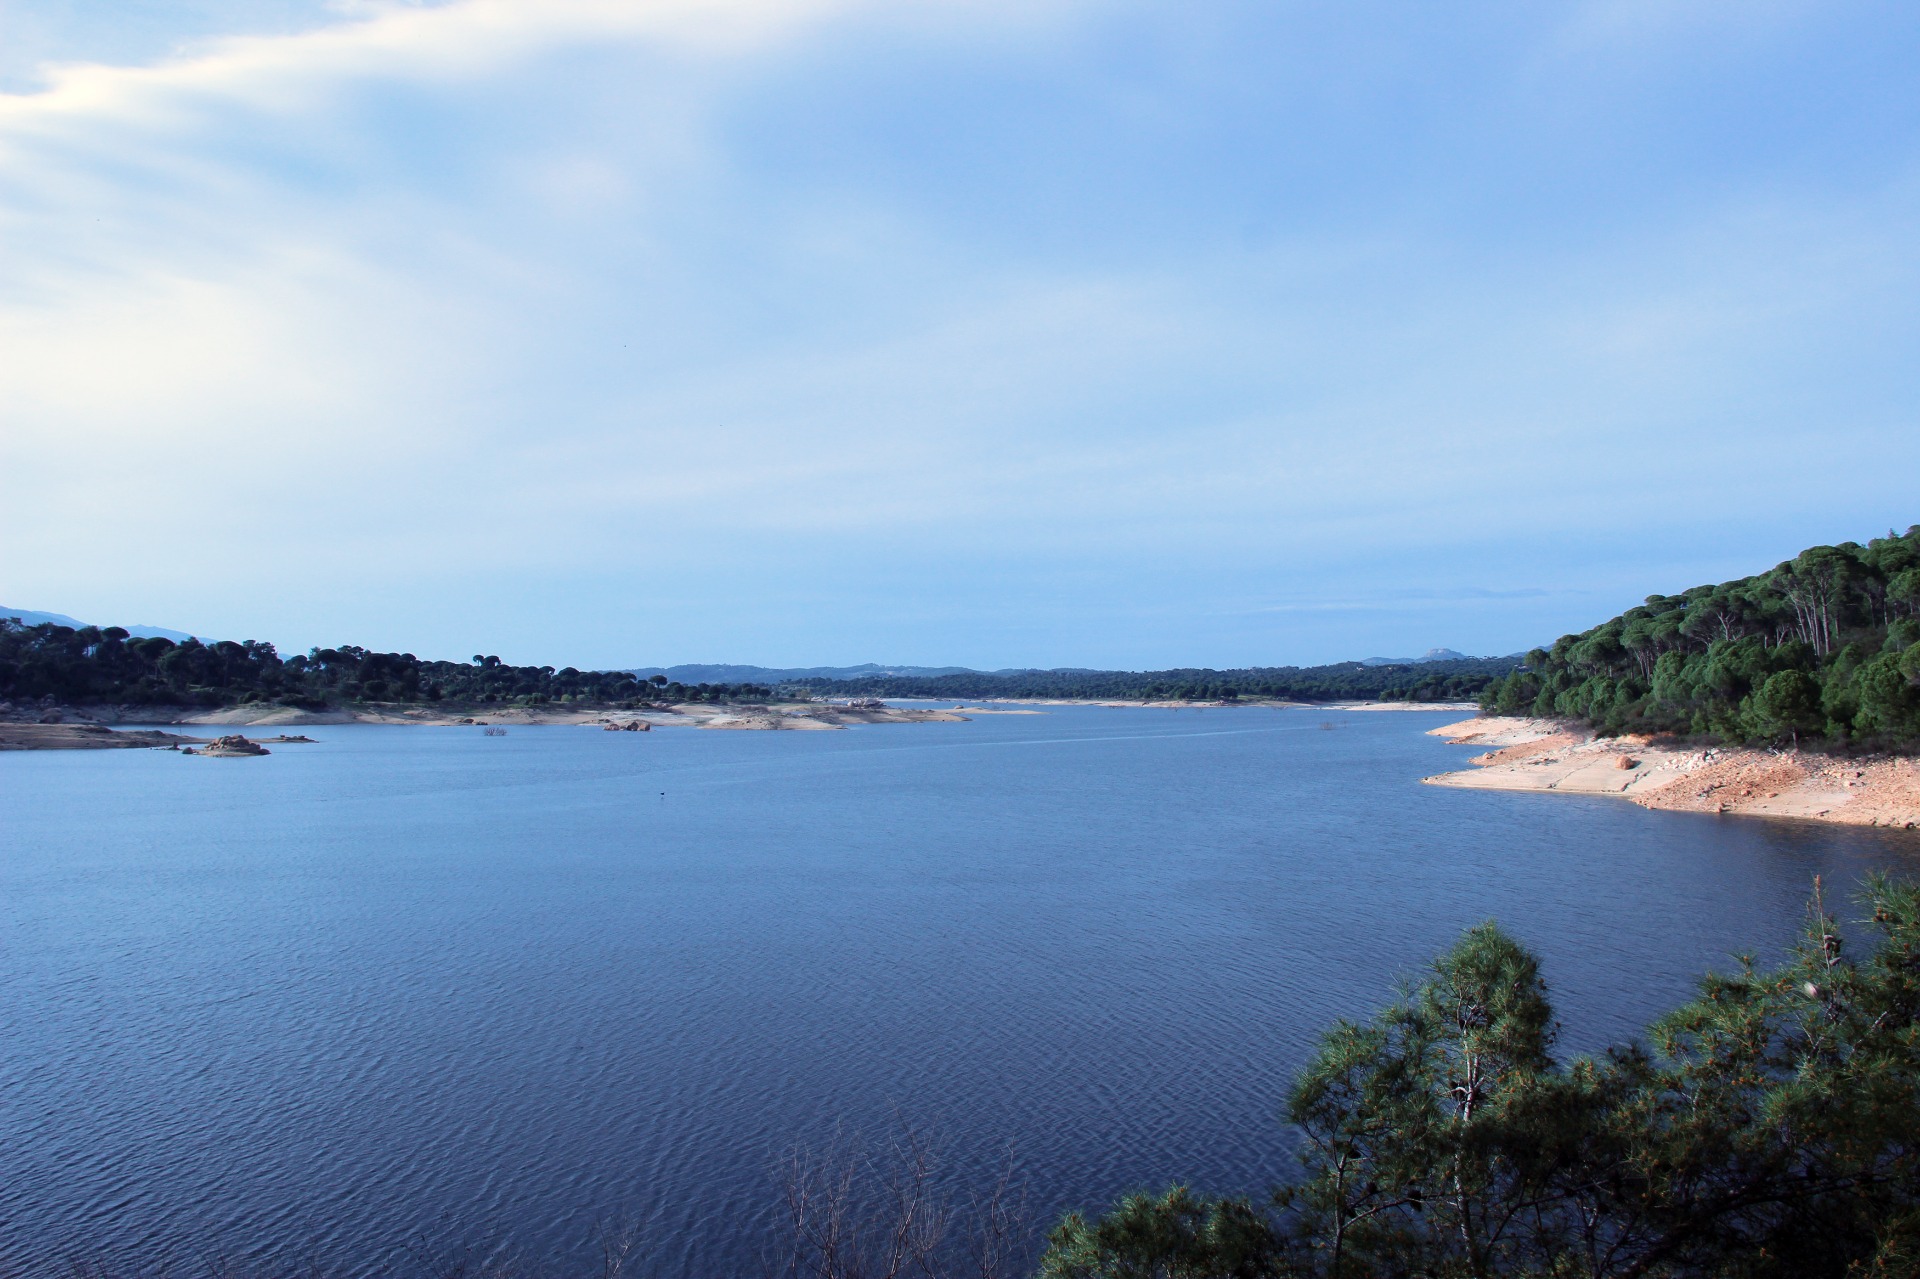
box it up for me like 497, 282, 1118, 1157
1358, 647, 1470, 667
638, 655, 1501, 682
624, 655, 1523, 703
787, 657, 1520, 703
1, 607, 197, 643
628, 662, 982, 683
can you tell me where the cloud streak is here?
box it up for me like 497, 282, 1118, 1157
2, 0, 1917, 667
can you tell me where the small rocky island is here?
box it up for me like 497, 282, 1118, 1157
182, 734, 272, 757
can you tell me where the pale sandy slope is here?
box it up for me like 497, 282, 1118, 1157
22, 701, 970, 734
1425, 717, 1920, 830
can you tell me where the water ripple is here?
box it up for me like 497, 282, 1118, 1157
3, 709, 1916, 1276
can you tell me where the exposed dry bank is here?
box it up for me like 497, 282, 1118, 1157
1424, 715, 1920, 829
0, 699, 970, 748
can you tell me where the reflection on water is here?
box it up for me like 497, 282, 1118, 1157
3, 707, 1915, 1276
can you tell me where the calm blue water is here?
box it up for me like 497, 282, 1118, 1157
3, 706, 1917, 1276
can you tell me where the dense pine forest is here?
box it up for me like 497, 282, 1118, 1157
0, 623, 773, 708
1481, 526, 1920, 750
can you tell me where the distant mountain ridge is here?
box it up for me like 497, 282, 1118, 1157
629, 662, 991, 683
2, 612, 1499, 684
622, 656, 1518, 706
1, 607, 197, 643
1357, 647, 1470, 667
633, 652, 1490, 683
787, 656, 1520, 703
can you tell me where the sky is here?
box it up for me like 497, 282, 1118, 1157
2, 0, 1917, 670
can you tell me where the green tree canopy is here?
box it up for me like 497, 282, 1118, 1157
1482, 525, 1920, 749
1042, 876, 1920, 1278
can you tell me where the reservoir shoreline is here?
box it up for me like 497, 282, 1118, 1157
0, 698, 1478, 750
1424, 715, 1920, 830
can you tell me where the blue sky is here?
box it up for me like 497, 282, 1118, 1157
2, 0, 1917, 669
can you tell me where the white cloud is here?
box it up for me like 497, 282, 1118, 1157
0, 0, 1915, 664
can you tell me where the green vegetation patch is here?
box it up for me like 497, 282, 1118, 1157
1482, 526, 1920, 750
0, 627, 772, 710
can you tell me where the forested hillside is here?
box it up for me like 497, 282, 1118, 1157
1481, 527, 1920, 750
795, 657, 1516, 704
0, 622, 770, 709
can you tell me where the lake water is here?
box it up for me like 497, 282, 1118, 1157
4, 706, 1917, 1277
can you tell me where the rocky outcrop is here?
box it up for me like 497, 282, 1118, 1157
186, 734, 271, 757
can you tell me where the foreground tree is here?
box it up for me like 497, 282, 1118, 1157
1039, 877, 1920, 1279
1039, 1188, 1283, 1279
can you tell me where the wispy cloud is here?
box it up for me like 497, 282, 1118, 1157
1, 0, 1916, 666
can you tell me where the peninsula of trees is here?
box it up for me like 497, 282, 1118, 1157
1481, 526, 1920, 750
0, 625, 774, 710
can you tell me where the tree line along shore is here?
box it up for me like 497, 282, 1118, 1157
6, 525, 1916, 773
0, 617, 1517, 724
0, 632, 781, 712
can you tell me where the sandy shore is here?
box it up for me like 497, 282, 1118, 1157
5, 697, 1477, 751
1424, 716, 1920, 830
0, 699, 971, 746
